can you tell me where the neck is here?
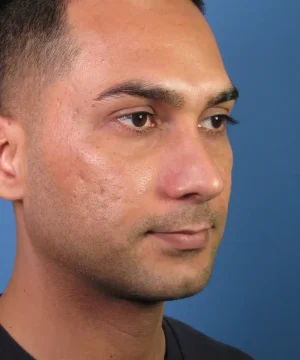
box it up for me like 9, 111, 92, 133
0, 240, 166, 360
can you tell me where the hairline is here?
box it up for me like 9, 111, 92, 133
0, 0, 204, 117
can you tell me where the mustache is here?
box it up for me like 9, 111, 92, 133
136, 203, 220, 234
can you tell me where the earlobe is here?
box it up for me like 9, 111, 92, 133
0, 116, 24, 201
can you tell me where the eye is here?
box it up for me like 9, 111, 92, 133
199, 114, 238, 132
118, 111, 155, 130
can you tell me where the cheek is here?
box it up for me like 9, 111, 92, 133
43, 135, 156, 230
212, 142, 233, 206
224, 144, 233, 193
74, 153, 127, 219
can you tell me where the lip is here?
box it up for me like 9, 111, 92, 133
148, 227, 211, 250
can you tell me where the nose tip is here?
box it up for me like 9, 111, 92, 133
158, 143, 226, 202
169, 162, 224, 201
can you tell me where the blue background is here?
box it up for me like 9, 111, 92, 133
1, 0, 299, 359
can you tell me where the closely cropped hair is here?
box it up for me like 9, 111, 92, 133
0, 0, 205, 114
192, 0, 205, 12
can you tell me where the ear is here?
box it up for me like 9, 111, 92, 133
0, 115, 25, 201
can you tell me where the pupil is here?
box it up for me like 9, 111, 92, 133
212, 116, 223, 129
132, 113, 148, 127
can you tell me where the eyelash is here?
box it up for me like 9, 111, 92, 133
201, 115, 239, 137
116, 111, 239, 137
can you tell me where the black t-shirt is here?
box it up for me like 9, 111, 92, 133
0, 314, 254, 360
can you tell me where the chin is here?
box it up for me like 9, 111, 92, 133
164, 268, 213, 301
119, 265, 214, 304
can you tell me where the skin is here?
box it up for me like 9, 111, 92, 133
0, 0, 237, 359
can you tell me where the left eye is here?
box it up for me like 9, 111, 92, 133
199, 114, 237, 131
118, 112, 155, 129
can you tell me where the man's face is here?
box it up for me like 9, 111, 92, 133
23, 0, 235, 302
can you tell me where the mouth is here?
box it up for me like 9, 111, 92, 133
146, 225, 211, 251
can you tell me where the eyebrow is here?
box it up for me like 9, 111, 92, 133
93, 80, 239, 109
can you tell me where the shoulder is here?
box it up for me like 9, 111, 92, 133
164, 316, 254, 360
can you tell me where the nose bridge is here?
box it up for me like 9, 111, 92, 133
158, 132, 224, 201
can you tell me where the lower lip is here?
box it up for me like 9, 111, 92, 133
148, 230, 210, 250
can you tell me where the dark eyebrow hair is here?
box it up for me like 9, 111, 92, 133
93, 80, 239, 109
206, 86, 239, 109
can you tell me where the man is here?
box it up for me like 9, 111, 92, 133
0, 0, 254, 359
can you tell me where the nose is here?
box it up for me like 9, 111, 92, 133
158, 135, 225, 203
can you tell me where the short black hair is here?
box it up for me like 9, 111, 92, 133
0, 0, 76, 115
192, 0, 206, 13
0, 0, 205, 115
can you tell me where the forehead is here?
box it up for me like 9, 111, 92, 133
66, 0, 229, 97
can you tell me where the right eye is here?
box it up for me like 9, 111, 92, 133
118, 111, 156, 131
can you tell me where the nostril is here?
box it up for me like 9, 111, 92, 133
181, 193, 199, 200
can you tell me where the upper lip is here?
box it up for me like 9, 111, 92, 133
150, 224, 212, 235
